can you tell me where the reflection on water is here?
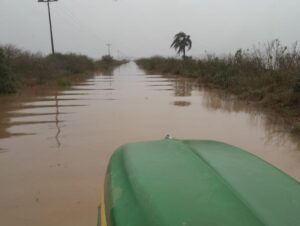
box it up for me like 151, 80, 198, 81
0, 62, 300, 226
173, 101, 191, 107
0, 80, 95, 141
199, 87, 300, 147
0, 148, 7, 153
54, 93, 61, 148
174, 78, 193, 97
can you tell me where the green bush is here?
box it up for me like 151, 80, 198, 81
0, 48, 15, 94
101, 55, 114, 63
46, 53, 95, 75
294, 76, 300, 92
292, 122, 300, 134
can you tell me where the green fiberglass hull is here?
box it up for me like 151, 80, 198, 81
102, 140, 300, 226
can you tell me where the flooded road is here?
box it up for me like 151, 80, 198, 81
0, 62, 300, 226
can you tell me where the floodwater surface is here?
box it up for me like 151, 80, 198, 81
0, 62, 300, 226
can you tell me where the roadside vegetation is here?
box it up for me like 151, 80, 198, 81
0, 48, 15, 94
96, 54, 127, 73
136, 39, 300, 133
0, 45, 126, 94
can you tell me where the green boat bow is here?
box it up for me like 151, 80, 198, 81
101, 140, 300, 226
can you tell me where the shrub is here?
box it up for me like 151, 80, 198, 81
101, 55, 114, 63
292, 122, 300, 134
294, 75, 300, 92
0, 48, 15, 94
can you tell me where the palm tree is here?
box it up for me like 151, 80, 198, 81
170, 32, 192, 59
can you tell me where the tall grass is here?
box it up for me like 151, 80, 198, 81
0, 45, 126, 93
136, 40, 300, 116
0, 48, 15, 94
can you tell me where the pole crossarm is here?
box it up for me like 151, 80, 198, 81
38, 0, 58, 2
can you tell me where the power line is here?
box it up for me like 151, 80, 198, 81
39, 1, 128, 58
58, 2, 129, 58
53, 8, 102, 56
59, 2, 107, 44
54, 7, 97, 41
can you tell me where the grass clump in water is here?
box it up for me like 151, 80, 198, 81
57, 78, 72, 88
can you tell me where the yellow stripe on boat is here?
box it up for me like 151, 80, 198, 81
100, 190, 107, 226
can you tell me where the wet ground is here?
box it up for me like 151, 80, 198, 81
0, 62, 299, 226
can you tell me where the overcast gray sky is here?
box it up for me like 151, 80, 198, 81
1, 0, 300, 59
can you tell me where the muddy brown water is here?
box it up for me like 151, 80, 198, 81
0, 62, 299, 226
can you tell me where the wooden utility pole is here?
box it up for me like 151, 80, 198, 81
106, 43, 111, 56
38, 0, 58, 54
